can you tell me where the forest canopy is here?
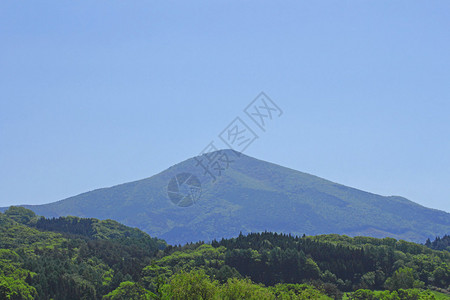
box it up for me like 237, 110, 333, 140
0, 207, 448, 299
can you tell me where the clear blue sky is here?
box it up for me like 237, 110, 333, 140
1, 1, 449, 212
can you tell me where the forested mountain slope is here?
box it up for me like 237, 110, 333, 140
0, 207, 449, 299
4, 150, 448, 244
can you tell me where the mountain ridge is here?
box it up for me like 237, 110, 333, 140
2, 149, 449, 244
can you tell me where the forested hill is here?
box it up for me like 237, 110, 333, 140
3, 150, 449, 244
1, 207, 449, 299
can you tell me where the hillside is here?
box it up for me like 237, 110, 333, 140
0, 207, 449, 299
2, 150, 449, 244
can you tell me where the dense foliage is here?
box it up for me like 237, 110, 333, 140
210, 233, 450, 290
0, 207, 449, 299
426, 236, 450, 252
0, 207, 165, 299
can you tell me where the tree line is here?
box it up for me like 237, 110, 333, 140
0, 207, 448, 299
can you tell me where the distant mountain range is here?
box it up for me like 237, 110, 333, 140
2, 149, 449, 244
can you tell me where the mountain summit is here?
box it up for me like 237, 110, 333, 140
4, 150, 449, 244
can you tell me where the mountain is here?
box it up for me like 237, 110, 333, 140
2, 149, 449, 244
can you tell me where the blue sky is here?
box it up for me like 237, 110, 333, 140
0, 1, 449, 212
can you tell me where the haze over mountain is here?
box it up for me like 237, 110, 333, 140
3, 150, 449, 245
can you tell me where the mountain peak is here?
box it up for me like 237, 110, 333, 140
4, 152, 449, 244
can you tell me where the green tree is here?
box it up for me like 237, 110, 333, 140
160, 270, 219, 300
385, 267, 412, 290
360, 272, 376, 289
220, 278, 273, 300
304, 258, 321, 279
385, 267, 424, 291
4, 207, 36, 225
0, 276, 38, 300
103, 281, 155, 300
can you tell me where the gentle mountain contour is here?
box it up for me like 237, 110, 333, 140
2, 150, 449, 244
